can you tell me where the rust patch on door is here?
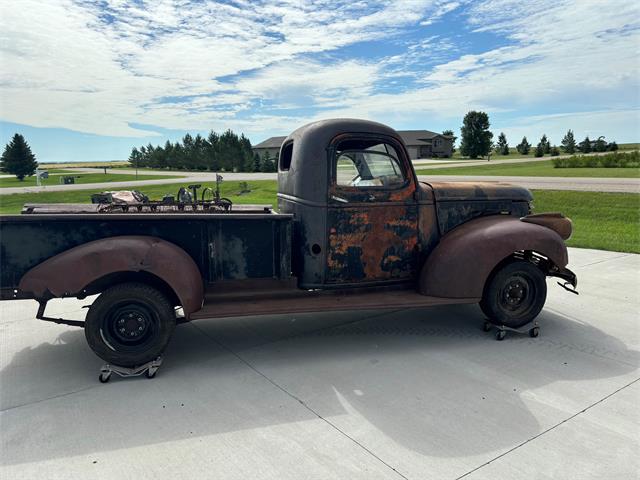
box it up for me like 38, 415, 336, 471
327, 205, 418, 282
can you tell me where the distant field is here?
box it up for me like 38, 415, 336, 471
0, 172, 180, 188
38, 161, 130, 168
415, 160, 640, 178
619, 143, 640, 151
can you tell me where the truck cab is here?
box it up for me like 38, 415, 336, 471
277, 119, 539, 291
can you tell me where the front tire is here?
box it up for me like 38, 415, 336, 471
480, 260, 547, 329
85, 283, 176, 367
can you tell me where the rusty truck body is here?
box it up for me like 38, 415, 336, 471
0, 119, 577, 372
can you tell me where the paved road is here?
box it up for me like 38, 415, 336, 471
1, 171, 637, 194
417, 175, 640, 193
412, 150, 636, 169
1, 247, 638, 479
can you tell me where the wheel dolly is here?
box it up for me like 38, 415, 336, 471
99, 357, 163, 383
482, 320, 540, 341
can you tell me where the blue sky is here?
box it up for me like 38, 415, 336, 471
1, 0, 639, 162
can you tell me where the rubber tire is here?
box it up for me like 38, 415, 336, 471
85, 283, 176, 367
480, 260, 547, 329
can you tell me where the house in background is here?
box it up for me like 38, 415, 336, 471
252, 136, 286, 159
252, 130, 454, 160
399, 130, 454, 159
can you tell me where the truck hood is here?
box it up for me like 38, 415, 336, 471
419, 181, 533, 234
423, 181, 533, 203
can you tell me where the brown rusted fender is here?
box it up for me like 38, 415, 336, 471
521, 213, 572, 240
419, 215, 568, 299
18, 236, 204, 317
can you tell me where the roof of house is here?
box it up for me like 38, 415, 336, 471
399, 130, 454, 146
253, 136, 287, 149
253, 130, 453, 149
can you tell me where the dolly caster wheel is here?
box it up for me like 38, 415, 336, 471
99, 372, 111, 383
529, 327, 540, 338
496, 330, 506, 341
146, 370, 157, 379
483, 321, 492, 332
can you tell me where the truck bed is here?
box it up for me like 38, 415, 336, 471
0, 211, 293, 298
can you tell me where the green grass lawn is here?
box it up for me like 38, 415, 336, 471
0, 180, 279, 214
0, 172, 180, 188
531, 190, 639, 253
0, 181, 637, 253
450, 147, 530, 160
415, 160, 640, 177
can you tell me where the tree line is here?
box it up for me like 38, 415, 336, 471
506, 130, 617, 158
457, 111, 618, 159
129, 130, 277, 172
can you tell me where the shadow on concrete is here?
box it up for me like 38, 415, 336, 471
1, 304, 637, 465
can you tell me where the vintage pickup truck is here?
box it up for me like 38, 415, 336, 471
0, 119, 577, 376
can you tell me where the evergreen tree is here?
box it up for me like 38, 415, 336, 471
128, 147, 142, 168
550, 146, 560, 156
260, 151, 275, 172
561, 129, 576, 154
252, 153, 262, 173
181, 133, 195, 170
594, 136, 607, 152
579, 136, 591, 153
516, 136, 531, 155
239, 134, 254, 172
0, 134, 38, 181
459, 111, 493, 159
608, 141, 618, 151
495, 132, 509, 155
540, 134, 551, 154
534, 143, 544, 157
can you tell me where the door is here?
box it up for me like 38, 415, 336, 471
326, 135, 419, 284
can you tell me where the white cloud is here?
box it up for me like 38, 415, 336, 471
0, 0, 638, 144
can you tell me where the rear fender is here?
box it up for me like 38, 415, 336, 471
419, 215, 568, 298
18, 236, 204, 317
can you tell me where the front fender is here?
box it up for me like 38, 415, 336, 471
419, 215, 569, 298
18, 236, 204, 317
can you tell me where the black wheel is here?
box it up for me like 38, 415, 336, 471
529, 327, 540, 338
483, 321, 492, 332
147, 370, 157, 379
99, 372, 111, 383
480, 260, 547, 329
85, 283, 176, 367
496, 330, 506, 341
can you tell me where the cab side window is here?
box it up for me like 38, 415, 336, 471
335, 139, 406, 188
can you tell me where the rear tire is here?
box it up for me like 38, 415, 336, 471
85, 283, 176, 367
480, 260, 547, 329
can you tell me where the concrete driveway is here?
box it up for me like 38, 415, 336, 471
0, 247, 638, 479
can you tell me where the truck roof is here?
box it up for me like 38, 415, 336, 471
277, 118, 407, 204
